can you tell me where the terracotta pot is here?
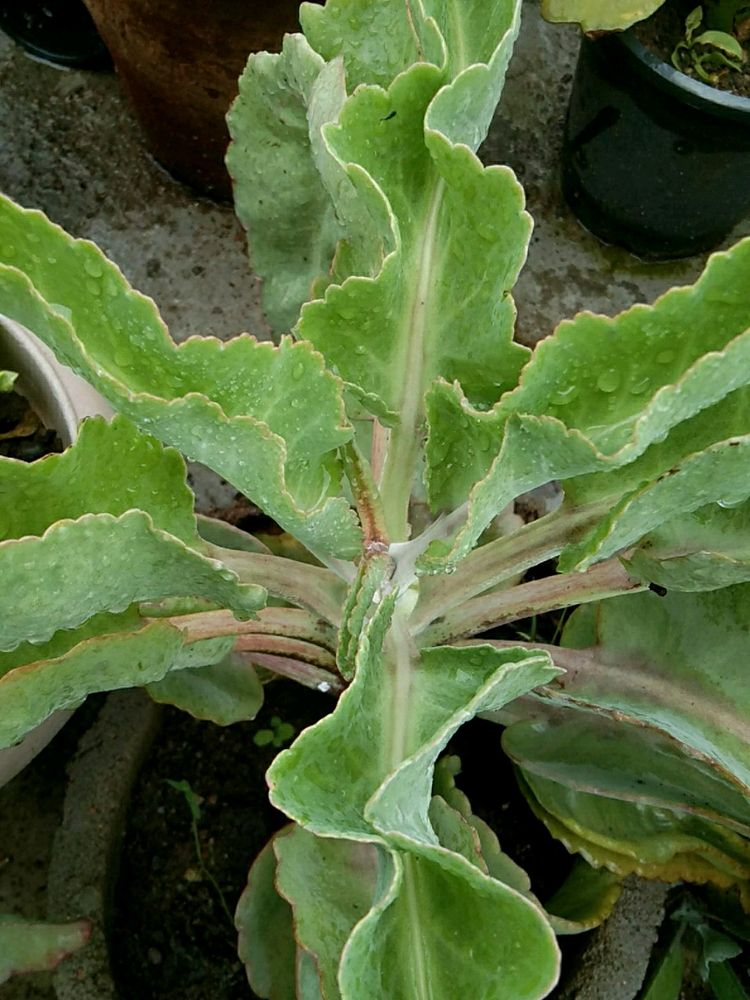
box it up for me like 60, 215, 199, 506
81, 0, 305, 199
0, 317, 112, 790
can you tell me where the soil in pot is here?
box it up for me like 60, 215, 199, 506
0, 386, 62, 461
111, 682, 330, 1000
111, 677, 590, 999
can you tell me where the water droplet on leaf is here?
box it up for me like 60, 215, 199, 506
596, 370, 620, 393
629, 376, 650, 395
84, 257, 103, 278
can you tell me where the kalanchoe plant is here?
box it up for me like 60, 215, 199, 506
2, 0, 750, 996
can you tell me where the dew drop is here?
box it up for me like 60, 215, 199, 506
3, 244, 15, 258
657, 350, 675, 365
717, 497, 745, 509
550, 384, 578, 406
628, 375, 650, 395
292, 363, 304, 380
84, 257, 103, 278
596, 370, 620, 393
50, 302, 72, 323
85, 279, 101, 297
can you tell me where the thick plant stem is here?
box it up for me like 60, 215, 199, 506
417, 556, 646, 644
238, 651, 344, 694
412, 501, 607, 632
233, 635, 337, 670
385, 605, 420, 771
479, 638, 750, 753
155, 607, 338, 650
204, 544, 348, 625
343, 441, 390, 548
380, 180, 447, 542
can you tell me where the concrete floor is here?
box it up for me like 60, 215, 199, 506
0, 1, 748, 997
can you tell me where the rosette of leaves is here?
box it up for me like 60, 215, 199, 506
1, 0, 750, 996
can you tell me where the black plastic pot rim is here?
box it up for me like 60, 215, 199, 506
603, 29, 750, 122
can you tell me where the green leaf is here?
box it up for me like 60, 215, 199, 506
640, 930, 684, 1000
423, 237, 750, 567
147, 654, 264, 725
0, 510, 262, 650
0, 915, 90, 984
0, 414, 199, 545
517, 768, 750, 889
274, 824, 380, 1000
504, 707, 750, 842
0, 620, 232, 748
561, 588, 750, 796
164, 778, 203, 824
0, 369, 16, 392
0, 196, 361, 560
236, 833, 298, 1000
544, 858, 623, 934
626, 500, 750, 592
506, 587, 750, 893
268, 613, 562, 1000
695, 30, 745, 59
292, 1, 530, 537
300, 0, 444, 89
431, 757, 621, 933
226, 35, 343, 332
336, 552, 392, 679
540, 0, 666, 31
708, 961, 750, 1000
297, 64, 530, 412
560, 434, 750, 572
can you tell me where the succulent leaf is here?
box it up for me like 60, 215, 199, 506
0, 197, 361, 560
0, 916, 90, 984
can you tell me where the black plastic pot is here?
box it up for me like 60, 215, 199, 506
562, 30, 750, 259
0, 0, 109, 69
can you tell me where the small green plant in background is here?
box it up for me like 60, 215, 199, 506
672, 5, 745, 83
253, 716, 296, 749
165, 778, 234, 926
641, 891, 750, 999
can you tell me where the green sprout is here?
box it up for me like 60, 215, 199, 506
164, 778, 233, 927
672, 5, 746, 83
253, 716, 296, 749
